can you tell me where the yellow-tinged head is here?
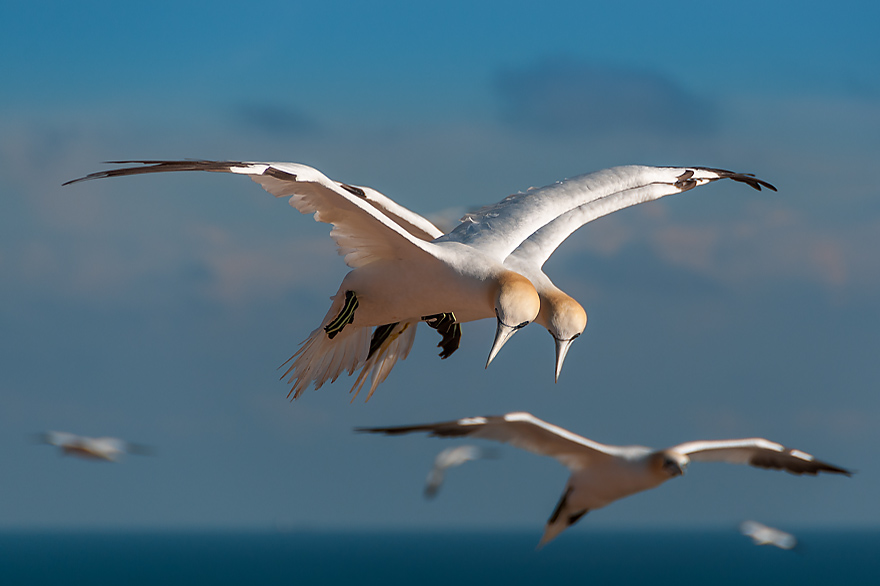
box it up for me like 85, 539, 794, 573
536, 289, 587, 382
651, 451, 689, 480
486, 271, 540, 368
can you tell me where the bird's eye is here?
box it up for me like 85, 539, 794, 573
516, 321, 529, 329
571, 333, 580, 340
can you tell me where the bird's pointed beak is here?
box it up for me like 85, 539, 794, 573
486, 320, 519, 368
554, 337, 574, 383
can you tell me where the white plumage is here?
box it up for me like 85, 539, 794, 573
66, 162, 773, 399
739, 520, 798, 549
423, 445, 498, 499
36, 431, 152, 462
359, 412, 850, 546
66, 160, 541, 400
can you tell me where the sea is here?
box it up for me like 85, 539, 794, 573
1, 529, 877, 585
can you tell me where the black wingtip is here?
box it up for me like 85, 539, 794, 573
693, 167, 777, 193
725, 171, 777, 192
812, 459, 854, 477
355, 426, 409, 436
63, 160, 251, 187
62, 174, 98, 186
734, 173, 777, 192
354, 426, 403, 435
749, 176, 777, 192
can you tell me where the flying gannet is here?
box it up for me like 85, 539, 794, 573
65, 161, 541, 399
341, 165, 773, 391
739, 520, 798, 549
35, 431, 153, 462
357, 412, 851, 547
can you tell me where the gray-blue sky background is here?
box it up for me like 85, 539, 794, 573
1, 1, 878, 532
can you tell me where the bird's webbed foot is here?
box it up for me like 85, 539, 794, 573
324, 290, 359, 339
421, 312, 462, 359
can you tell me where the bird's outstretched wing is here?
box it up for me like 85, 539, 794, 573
35, 431, 78, 447
65, 160, 437, 268
670, 438, 852, 476
358, 412, 623, 470
424, 445, 496, 499
349, 184, 444, 241
442, 165, 775, 263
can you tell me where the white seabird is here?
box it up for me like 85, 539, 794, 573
35, 431, 153, 462
348, 165, 773, 390
65, 161, 541, 400
357, 412, 851, 547
424, 445, 498, 499
66, 162, 773, 399
739, 520, 797, 549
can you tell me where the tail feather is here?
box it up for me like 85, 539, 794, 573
537, 486, 588, 549
280, 291, 420, 400
281, 325, 370, 399
537, 521, 567, 549
350, 320, 418, 401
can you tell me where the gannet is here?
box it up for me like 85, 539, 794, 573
66, 162, 773, 399
739, 520, 797, 549
423, 445, 498, 499
359, 165, 773, 387
35, 431, 153, 462
65, 161, 541, 399
357, 412, 851, 547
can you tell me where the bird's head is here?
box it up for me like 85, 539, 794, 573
537, 290, 587, 382
486, 271, 540, 368
654, 451, 688, 478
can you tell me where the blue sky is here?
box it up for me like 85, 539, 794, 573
1, 1, 879, 534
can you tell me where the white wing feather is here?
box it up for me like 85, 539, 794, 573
65, 160, 437, 269
506, 182, 681, 268
442, 165, 773, 262
233, 162, 436, 268
361, 412, 626, 470
670, 438, 852, 475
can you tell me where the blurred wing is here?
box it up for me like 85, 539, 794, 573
434, 445, 484, 469
423, 467, 446, 499
425, 446, 497, 499
672, 438, 852, 476
39, 431, 79, 447
740, 520, 797, 549
359, 412, 621, 470
89, 437, 128, 456
64, 160, 436, 268
441, 165, 774, 263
